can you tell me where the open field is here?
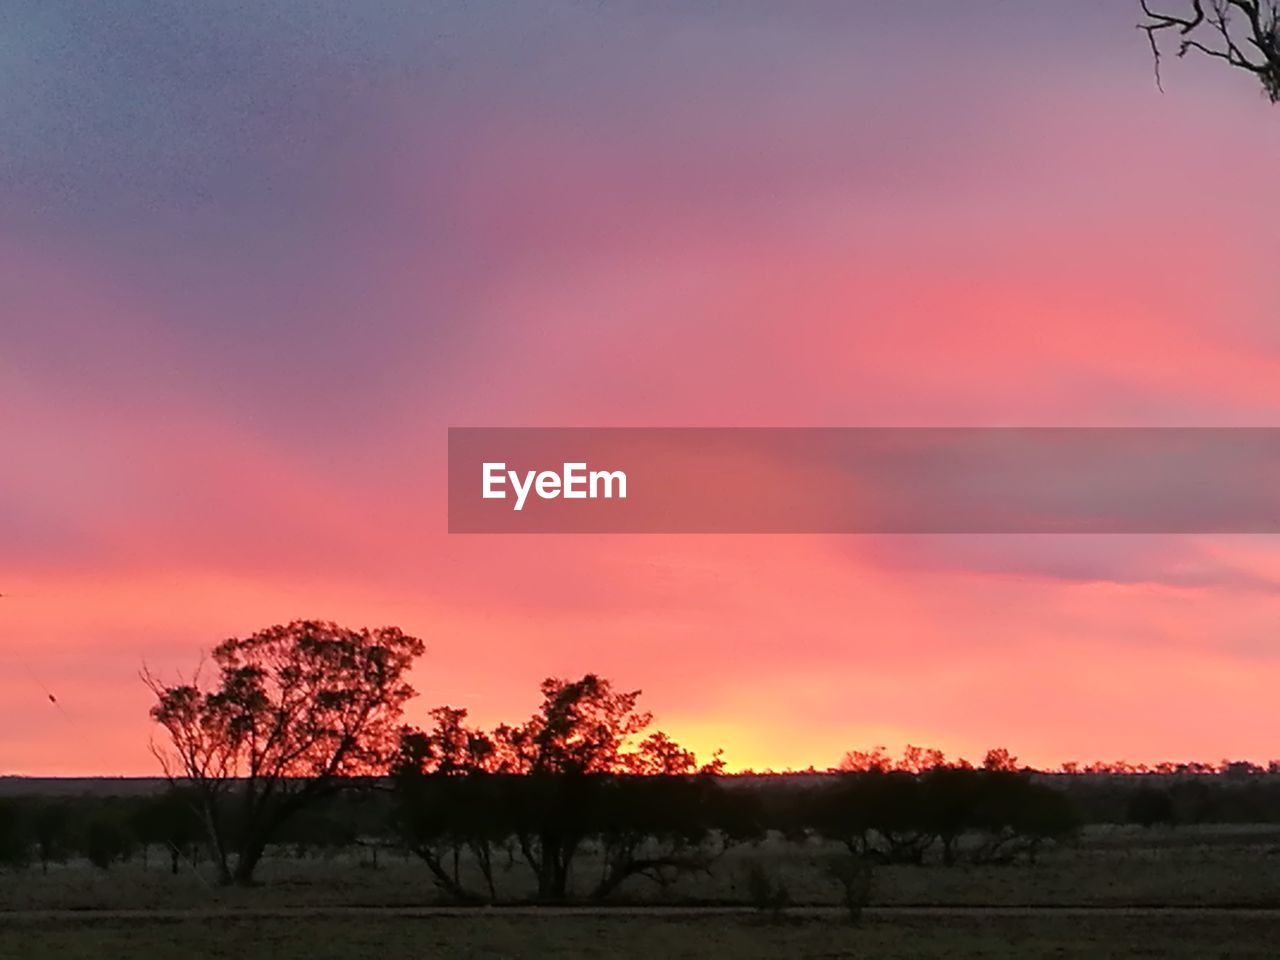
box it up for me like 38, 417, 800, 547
4, 823, 1279, 956
4, 824, 1280, 912
2, 910, 1278, 959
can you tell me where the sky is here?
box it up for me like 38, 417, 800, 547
3, 1, 1280, 775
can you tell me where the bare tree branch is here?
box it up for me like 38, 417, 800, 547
1139, 0, 1280, 101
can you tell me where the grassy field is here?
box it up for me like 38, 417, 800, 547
2, 910, 1278, 959
3, 824, 1280, 912
4, 825, 1280, 956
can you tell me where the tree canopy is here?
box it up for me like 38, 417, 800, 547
144, 620, 424, 884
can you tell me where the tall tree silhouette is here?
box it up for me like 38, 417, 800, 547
397, 674, 722, 901
491, 675, 655, 776
496, 675, 651, 899
143, 620, 424, 885
393, 707, 506, 902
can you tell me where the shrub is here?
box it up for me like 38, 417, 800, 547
825, 855, 873, 924
84, 817, 132, 871
0, 799, 29, 870
743, 860, 791, 921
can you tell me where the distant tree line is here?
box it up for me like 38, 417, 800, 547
2, 620, 1275, 908
0, 789, 202, 874
6, 759, 1280, 902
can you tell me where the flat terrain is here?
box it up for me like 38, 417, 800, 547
2, 910, 1278, 959
3, 824, 1280, 912
2, 824, 1279, 956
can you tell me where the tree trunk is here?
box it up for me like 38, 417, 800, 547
197, 799, 233, 885
412, 845, 483, 903
231, 840, 267, 885
941, 835, 957, 867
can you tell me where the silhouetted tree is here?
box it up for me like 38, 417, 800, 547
867, 771, 937, 863
83, 814, 132, 871
825, 854, 874, 924
588, 772, 736, 900
397, 674, 721, 902
969, 772, 1076, 864
31, 802, 71, 874
743, 859, 791, 921
818, 750, 1078, 868
0, 799, 29, 870
839, 746, 894, 773
492, 674, 721, 899
491, 675, 655, 777
814, 769, 932, 863
393, 708, 507, 902
982, 747, 1020, 773
920, 766, 983, 866
274, 803, 358, 861
1128, 785, 1177, 828
132, 789, 206, 874
143, 620, 424, 884
1140, 1, 1280, 101
839, 744, 954, 775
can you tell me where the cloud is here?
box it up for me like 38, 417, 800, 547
858, 535, 1280, 593
4, 1, 1280, 773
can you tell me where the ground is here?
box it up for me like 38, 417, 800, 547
2, 825, 1279, 956
2, 910, 1279, 959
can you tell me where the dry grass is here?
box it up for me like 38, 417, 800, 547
3, 825, 1280, 913
1, 911, 1278, 960
3, 825, 1280, 958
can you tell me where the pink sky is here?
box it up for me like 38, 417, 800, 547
3, 3, 1280, 774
